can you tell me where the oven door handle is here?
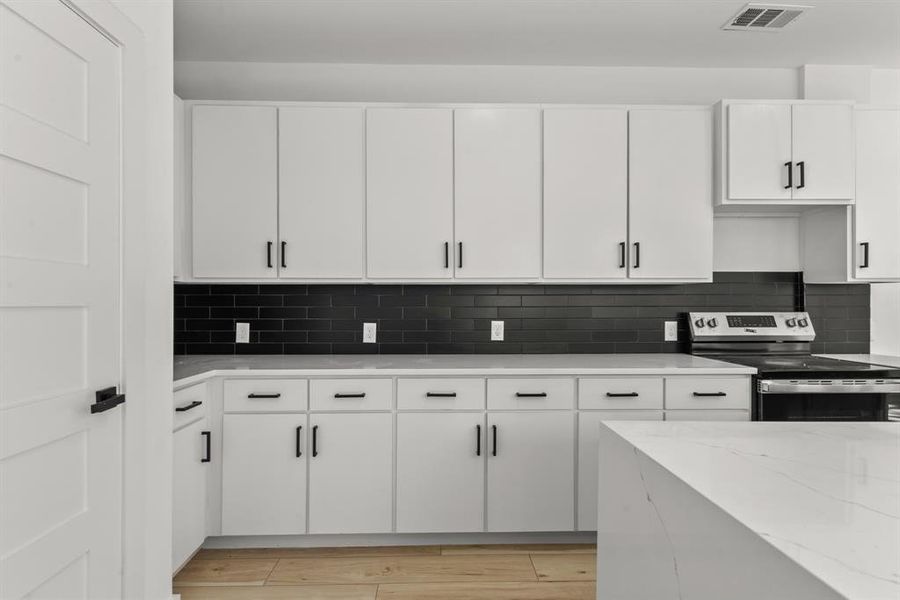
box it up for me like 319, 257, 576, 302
758, 380, 900, 394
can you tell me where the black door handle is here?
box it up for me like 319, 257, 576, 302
618, 242, 626, 269
476, 424, 482, 456
334, 392, 366, 398
295, 425, 302, 458
267, 241, 273, 268
201, 431, 211, 463
606, 392, 639, 398
515, 392, 547, 398
633, 242, 640, 269
92, 387, 125, 414
444, 242, 449, 269
458, 242, 463, 269
248, 393, 281, 399
312, 425, 318, 457
860, 242, 870, 269
426, 392, 457, 398
784, 161, 793, 189
692, 392, 727, 397
796, 161, 805, 189
491, 424, 498, 457
281, 241, 287, 269
175, 400, 202, 412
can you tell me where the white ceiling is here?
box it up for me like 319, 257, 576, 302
173, 0, 900, 68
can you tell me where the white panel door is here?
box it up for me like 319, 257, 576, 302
726, 103, 792, 201
791, 104, 854, 202
279, 107, 365, 278
455, 109, 542, 279
543, 109, 628, 279
396, 413, 485, 533
628, 109, 713, 280
222, 414, 307, 535
366, 108, 454, 278
577, 410, 663, 531
487, 412, 574, 532
172, 419, 208, 573
308, 413, 393, 534
0, 2, 123, 597
192, 105, 277, 278
854, 109, 900, 280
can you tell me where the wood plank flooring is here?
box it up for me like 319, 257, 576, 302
175, 544, 597, 600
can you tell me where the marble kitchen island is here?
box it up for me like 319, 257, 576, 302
596, 422, 900, 600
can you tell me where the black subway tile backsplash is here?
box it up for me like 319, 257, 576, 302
174, 273, 870, 356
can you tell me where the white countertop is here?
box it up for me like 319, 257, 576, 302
820, 354, 900, 369
173, 353, 755, 386
601, 421, 900, 600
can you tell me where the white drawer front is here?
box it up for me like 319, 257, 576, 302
665, 410, 750, 421
397, 378, 485, 410
487, 378, 575, 410
224, 379, 308, 412
578, 377, 663, 410
173, 382, 208, 430
665, 377, 750, 410
310, 378, 393, 411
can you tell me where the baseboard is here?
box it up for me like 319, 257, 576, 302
202, 531, 596, 549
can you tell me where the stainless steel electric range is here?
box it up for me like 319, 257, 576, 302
688, 311, 900, 421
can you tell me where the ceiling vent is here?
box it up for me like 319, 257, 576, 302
722, 3, 812, 31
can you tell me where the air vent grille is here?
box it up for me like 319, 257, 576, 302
723, 4, 811, 31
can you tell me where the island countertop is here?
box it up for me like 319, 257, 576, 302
173, 353, 756, 386
599, 421, 900, 600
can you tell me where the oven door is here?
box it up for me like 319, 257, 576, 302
756, 380, 900, 422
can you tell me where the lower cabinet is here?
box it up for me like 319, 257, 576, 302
172, 418, 209, 571
396, 412, 485, 533
308, 412, 393, 534
665, 410, 750, 421
487, 411, 574, 532
222, 414, 307, 535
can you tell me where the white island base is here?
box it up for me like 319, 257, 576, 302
596, 422, 900, 600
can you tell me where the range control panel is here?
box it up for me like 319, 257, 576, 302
688, 312, 815, 342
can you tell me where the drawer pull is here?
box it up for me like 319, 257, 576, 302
175, 400, 203, 412
605, 392, 639, 398
692, 392, 727, 397
248, 393, 281, 399
515, 392, 547, 398
334, 392, 366, 399
426, 392, 457, 398
201, 431, 211, 463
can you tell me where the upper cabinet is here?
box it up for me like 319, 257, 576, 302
454, 109, 542, 279
717, 100, 854, 205
279, 107, 365, 279
366, 108, 454, 279
192, 105, 278, 278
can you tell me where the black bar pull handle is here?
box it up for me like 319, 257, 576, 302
444, 242, 449, 269
201, 431, 211, 463
476, 424, 482, 456
516, 392, 547, 398
248, 393, 281, 399
175, 400, 203, 412
860, 242, 870, 269
92, 386, 125, 414
334, 392, 366, 399
796, 161, 805, 189
312, 425, 318, 457
606, 392, 640, 398
618, 242, 626, 269
784, 161, 793, 189
693, 392, 727, 397
281, 241, 287, 269
458, 242, 463, 269
267, 241, 273, 268
633, 242, 640, 269
491, 424, 498, 457
295, 425, 303, 458
426, 392, 457, 398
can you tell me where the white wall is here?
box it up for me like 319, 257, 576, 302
713, 217, 800, 272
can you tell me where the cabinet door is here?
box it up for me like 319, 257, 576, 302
854, 109, 900, 280
172, 419, 208, 572
367, 108, 454, 278
192, 105, 277, 278
308, 413, 393, 534
576, 410, 663, 531
792, 104, 854, 202
279, 107, 364, 278
543, 109, 628, 279
726, 103, 792, 201
628, 109, 713, 280
396, 413, 485, 533
487, 412, 574, 532
222, 414, 307, 535
665, 410, 749, 421
455, 109, 542, 279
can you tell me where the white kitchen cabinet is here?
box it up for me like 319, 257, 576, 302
543, 108, 628, 279
486, 411, 574, 532
725, 103, 793, 202
665, 410, 750, 421
172, 418, 209, 572
454, 108, 542, 279
221, 414, 307, 535
192, 105, 278, 278
308, 412, 393, 534
577, 410, 663, 531
628, 108, 713, 281
366, 108, 454, 279
791, 104, 854, 202
396, 413, 485, 533
278, 107, 365, 278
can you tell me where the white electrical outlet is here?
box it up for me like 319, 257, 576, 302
491, 320, 504, 341
363, 322, 377, 343
236, 322, 250, 343
664, 321, 678, 342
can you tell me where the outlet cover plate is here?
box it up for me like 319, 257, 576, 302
363, 322, 377, 343
664, 321, 678, 342
236, 322, 250, 343
491, 320, 504, 341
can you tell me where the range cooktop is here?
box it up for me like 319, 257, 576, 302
709, 354, 900, 379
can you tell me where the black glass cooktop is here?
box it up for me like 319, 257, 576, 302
709, 355, 900, 379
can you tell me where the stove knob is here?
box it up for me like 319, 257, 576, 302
694, 318, 705, 328
707, 318, 718, 328
798, 318, 809, 328
786, 318, 797, 328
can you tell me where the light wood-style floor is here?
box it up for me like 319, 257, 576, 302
174, 544, 597, 600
